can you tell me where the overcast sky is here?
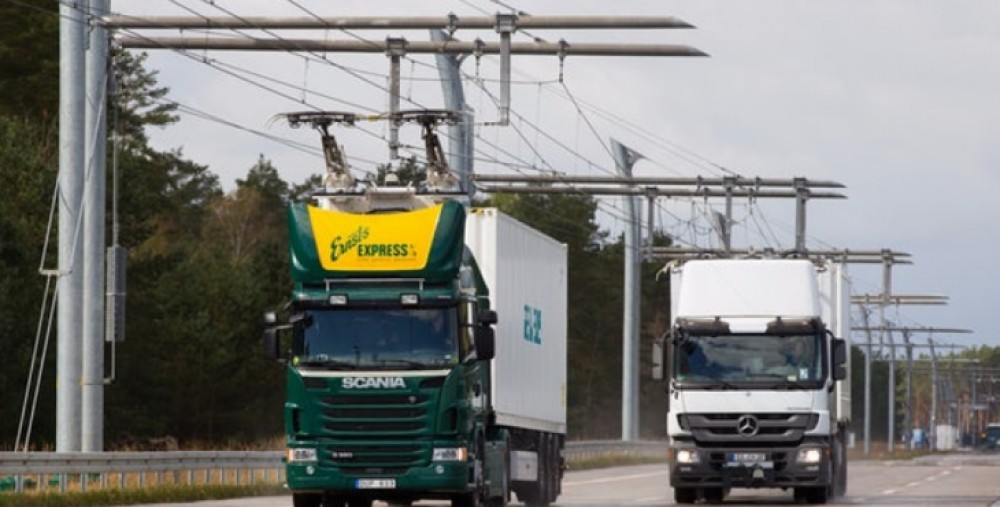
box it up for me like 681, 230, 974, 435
112, 0, 1000, 350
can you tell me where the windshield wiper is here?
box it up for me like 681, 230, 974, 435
376, 358, 430, 370
675, 379, 738, 390
298, 359, 359, 370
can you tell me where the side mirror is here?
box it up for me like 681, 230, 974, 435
477, 309, 498, 326
652, 336, 665, 380
831, 338, 847, 381
474, 326, 496, 362
263, 328, 280, 361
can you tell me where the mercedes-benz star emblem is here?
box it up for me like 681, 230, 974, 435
736, 415, 759, 437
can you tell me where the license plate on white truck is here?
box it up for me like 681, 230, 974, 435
725, 452, 773, 468
355, 479, 396, 489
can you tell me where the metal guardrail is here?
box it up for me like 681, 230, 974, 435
0, 441, 668, 494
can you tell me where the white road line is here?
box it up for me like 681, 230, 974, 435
563, 470, 669, 487
906, 481, 921, 488
882, 488, 897, 495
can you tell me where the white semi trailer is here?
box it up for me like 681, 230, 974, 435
654, 259, 850, 504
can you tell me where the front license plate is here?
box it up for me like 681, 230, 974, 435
729, 452, 767, 462
725, 452, 773, 468
355, 479, 396, 489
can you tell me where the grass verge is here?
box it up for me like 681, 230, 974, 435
0, 484, 287, 507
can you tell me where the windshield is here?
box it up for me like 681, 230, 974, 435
674, 333, 823, 386
295, 307, 459, 370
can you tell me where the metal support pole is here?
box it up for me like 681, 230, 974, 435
430, 29, 474, 199
83, 0, 109, 453
495, 14, 517, 125
57, 0, 86, 453
880, 251, 892, 454
929, 338, 937, 450
903, 329, 913, 450
645, 190, 656, 262
722, 177, 734, 253
793, 177, 807, 252
972, 369, 978, 448
887, 328, 896, 454
611, 139, 641, 441
860, 303, 874, 456
386, 37, 406, 160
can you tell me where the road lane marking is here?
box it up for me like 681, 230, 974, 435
563, 470, 669, 487
906, 481, 921, 488
882, 488, 897, 495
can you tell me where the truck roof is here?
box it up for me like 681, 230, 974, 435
675, 259, 821, 330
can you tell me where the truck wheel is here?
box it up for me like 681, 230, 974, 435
703, 487, 725, 503
292, 493, 322, 507
673, 487, 697, 504
320, 495, 346, 507
794, 486, 829, 504
452, 492, 481, 507
345, 500, 372, 507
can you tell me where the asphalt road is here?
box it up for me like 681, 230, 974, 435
126, 453, 1000, 507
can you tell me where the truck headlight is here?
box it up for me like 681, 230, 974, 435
287, 448, 318, 463
675, 449, 700, 464
432, 447, 468, 462
796, 448, 823, 464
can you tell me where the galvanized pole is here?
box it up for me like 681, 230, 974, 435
860, 303, 874, 456
887, 328, 896, 454
793, 178, 807, 252
880, 250, 893, 453
57, 0, 86, 453
386, 38, 406, 160
611, 139, 641, 441
903, 329, 913, 450
82, 0, 108, 453
430, 30, 474, 198
929, 338, 938, 451
722, 177, 734, 253
495, 14, 516, 125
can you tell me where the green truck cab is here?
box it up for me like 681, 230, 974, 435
265, 198, 565, 507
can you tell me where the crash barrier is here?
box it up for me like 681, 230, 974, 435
0, 441, 668, 494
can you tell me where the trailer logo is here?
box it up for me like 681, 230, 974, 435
329, 226, 370, 262
307, 204, 440, 271
341, 377, 407, 389
736, 415, 759, 437
523, 304, 542, 344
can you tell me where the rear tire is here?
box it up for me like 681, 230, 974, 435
673, 487, 697, 504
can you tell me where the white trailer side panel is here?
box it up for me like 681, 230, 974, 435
465, 209, 568, 435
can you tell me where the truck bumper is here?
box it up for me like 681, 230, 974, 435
670, 442, 831, 489
287, 460, 471, 498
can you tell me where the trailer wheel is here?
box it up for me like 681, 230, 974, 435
673, 487, 697, 504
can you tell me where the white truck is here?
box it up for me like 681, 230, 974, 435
653, 259, 850, 504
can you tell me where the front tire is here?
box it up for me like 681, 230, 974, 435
673, 487, 697, 504
292, 493, 322, 507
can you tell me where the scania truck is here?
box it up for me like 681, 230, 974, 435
262, 111, 567, 507
653, 258, 850, 504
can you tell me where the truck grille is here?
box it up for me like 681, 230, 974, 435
316, 384, 440, 470
680, 413, 817, 446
